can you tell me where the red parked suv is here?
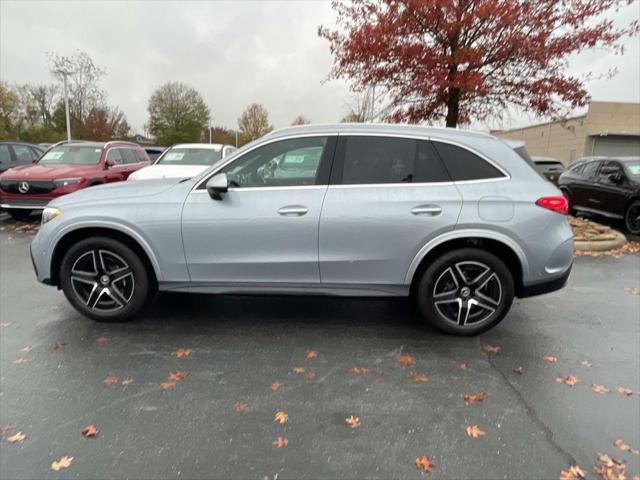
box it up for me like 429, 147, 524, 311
0, 140, 150, 220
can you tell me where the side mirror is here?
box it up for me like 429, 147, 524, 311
105, 159, 115, 169
206, 173, 228, 200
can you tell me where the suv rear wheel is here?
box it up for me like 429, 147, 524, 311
624, 200, 640, 235
416, 248, 514, 335
59, 237, 149, 322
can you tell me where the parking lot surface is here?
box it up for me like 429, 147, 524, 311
1, 215, 639, 479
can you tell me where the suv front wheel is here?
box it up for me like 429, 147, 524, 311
416, 248, 515, 335
59, 237, 149, 322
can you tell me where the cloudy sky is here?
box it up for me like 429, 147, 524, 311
1, 0, 639, 134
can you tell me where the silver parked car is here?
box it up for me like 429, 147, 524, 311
30, 124, 573, 335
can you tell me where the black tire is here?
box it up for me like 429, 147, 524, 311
7, 209, 32, 221
59, 237, 149, 322
624, 200, 640, 235
415, 248, 514, 336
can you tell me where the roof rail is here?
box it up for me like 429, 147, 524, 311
104, 140, 140, 148
44, 139, 92, 151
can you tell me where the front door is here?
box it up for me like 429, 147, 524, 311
182, 136, 336, 283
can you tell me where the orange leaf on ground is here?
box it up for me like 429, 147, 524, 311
556, 375, 580, 387
483, 345, 500, 354
168, 371, 189, 382
13, 357, 29, 365
408, 372, 429, 383
397, 354, 416, 367
160, 381, 175, 390
271, 381, 282, 391
464, 392, 486, 405
415, 455, 434, 472
274, 411, 289, 424
465, 425, 486, 438
305, 350, 317, 360
292, 367, 305, 374
613, 438, 639, 455
345, 415, 361, 428
591, 384, 610, 394
51, 456, 73, 471
121, 378, 134, 386
544, 355, 558, 363
6, 432, 26, 443
595, 454, 626, 480
103, 376, 119, 386
616, 386, 633, 396
347, 367, 369, 375
172, 348, 192, 358
458, 362, 467, 370
233, 402, 249, 413
272, 436, 288, 448
559, 465, 585, 480
307, 372, 316, 380
82, 425, 99, 438
514, 366, 524, 374
625, 287, 640, 295
20, 346, 32, 353
95, 337, 108, 345
580, 360, 592, 368
52, 342, 66, 350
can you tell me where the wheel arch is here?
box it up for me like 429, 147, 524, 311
49, 225, 161, 288
407, 232, 527, 297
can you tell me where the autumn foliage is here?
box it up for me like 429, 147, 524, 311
319, 0, 639, 126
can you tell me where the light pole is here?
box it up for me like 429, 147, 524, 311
55, 69, 72, 142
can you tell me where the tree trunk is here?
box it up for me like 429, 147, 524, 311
445, 88, 460, 128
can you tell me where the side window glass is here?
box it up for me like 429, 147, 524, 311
598, 161, 623, 181
432, 142, 504, 181
221, 137, 328, 188
135, 150, 148, 163
12, 145, 35, 162
581, 161, 600, 178
30, 147, 43, 159
106, 148, 124, 165
121, 149, 137, 164
0, 145, 10, 165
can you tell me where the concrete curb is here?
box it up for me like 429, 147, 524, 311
574, 230, 627, 252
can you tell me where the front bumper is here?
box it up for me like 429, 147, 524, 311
1, 199, 50, 210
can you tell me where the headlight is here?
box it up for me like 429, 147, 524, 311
42, 207, 61, 224
53, 178, 82, 187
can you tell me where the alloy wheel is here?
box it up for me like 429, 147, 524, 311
432, 261, 502, 326
627, 204, 640, 233
70, 249, 135, 312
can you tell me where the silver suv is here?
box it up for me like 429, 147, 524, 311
30, 124, 573, 335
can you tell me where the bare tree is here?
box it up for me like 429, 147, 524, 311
18, 84, 59, 127
341, 86, 392, 123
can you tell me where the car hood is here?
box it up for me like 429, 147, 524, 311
0, 163, 101, 180
52, 177, 185, 207
128, 164, 208, 181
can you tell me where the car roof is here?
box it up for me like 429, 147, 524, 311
168, 143, 231, 151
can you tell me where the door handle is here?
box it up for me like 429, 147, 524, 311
411, 204, 442, 216
278, 205, 308, 216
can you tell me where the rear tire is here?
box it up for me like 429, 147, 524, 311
59, 237, 149, 322
415, 248, 514, 336
624, 200, 640, 235
7, 209, 32, 221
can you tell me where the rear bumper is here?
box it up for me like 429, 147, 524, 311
519, 263, 572, 298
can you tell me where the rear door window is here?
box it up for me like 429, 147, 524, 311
432, 142, 505, 181
106, 148, 124, 165
580, 161, 601, 178
0, 145, 11, 166
12, 145, 36, 162
121, 149, 138, 164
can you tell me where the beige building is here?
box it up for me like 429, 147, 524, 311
493, 101, 640, 165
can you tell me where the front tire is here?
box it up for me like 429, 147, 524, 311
6, 209, 32, 221
624, 200, 640, 235
59, 237, 149, 322
415, 248, 514, 336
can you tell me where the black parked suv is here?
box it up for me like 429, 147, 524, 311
0, 142, 44, 173
558, 157, 640, 234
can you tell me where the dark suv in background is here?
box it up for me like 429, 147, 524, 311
558, 156, 640, 234
0, 140, 150, 220
0, 141, 44, 173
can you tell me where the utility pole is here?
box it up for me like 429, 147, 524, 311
235, 130, 238, 147
208, 119, 212, 144
55, 69, 73, 142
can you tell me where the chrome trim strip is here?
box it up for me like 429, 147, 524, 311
191, 185, 327, 194
1, 203, 46, 209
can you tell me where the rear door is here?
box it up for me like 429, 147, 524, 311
319, 135, 462, 286
592, 160, 629, 217
104, 148, 129, 183
121, 148, 150, 177
572, 160, 601, 209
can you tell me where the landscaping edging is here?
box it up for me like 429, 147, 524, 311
570, 216, 627, 252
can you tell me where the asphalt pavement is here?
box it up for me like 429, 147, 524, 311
1, 214, 639, 480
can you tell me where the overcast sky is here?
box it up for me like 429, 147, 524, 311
1, 0, 639, 134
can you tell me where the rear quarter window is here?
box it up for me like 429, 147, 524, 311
432, 142, 505, 181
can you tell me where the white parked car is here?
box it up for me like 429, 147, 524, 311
128, 143, 236, 181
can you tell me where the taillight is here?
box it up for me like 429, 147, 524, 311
536, 196, 568, 215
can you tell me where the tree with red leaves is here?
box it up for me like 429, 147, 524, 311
319, 0, 638, 127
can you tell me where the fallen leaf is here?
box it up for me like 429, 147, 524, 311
397, 354, 416, 367
465, 425, 486, 438
271, 381, 282, 391
168, 371, 189, 382
307, 372, 316, 380
20, 346, 32, 353
408, 372, 429, 383
82, 425, 99, 438
595, 453, 626, 480
592, 384, 610, 394
559, 465, 585, 480
345, 415, 361, 428
616, 387, 634, 396
415, 455, 434, 472
121, 378, 134, 386
580, 360, 592, 368
103, 376, 119, 386
6, 432, 26, 443
625, 287, 640, 295
51, 456, 73, 471
458, 362, 467, 370
514, 366, 524, 374
274, 411, 289, 424
233, 402, 249, 413
544, 355, 558, 363
272, 436, 288, 448
292, 367, 305, 374
172, 348, 192, 358
305, 350, 317, 360
556, 375, 580, 387
378, 370, 384, 378
614, 438, 639, 455
160, 381, 175, 390
95, 337, 108, 345
13, 357, 29, 365
347, 367, 369, 375
483, 345, 500, 354
464, 392, 486, 405
52, 342, 66, 350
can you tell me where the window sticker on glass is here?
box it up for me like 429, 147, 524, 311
42, 151, 64, 160
164, 152, 185, 161
95, 149, 102, 152
627, 165, 640, 175
285, 154, 306, 164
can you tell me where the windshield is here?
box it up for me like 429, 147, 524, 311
625, 161, 640, 179
156, 148, 223, 166
39, 145, 102, 165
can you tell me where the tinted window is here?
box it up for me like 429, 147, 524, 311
580, 161, 600, 177
29, 147, 43, 159
106, 148, 124, 165
339, 136, 449, 184
12, 145, 36, 162
0, 145, 10, 165
221, 136, 328, 188
625, 161, 640, 179
39, 145, 102, 165
433, 142, 504, 181
598, 161, 623, 182
158, 148, 223, 166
